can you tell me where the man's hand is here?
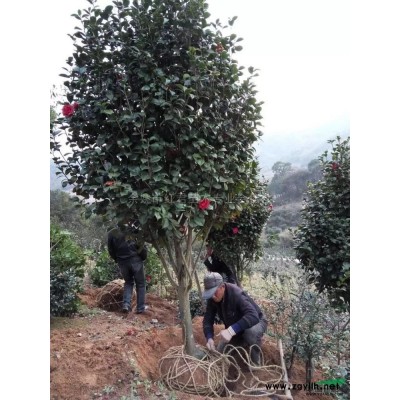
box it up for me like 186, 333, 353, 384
218, 326, 236, 343
206, 338, 216, 351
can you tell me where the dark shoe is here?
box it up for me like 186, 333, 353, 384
136, 305, 149, 314
122, 305, 132, 313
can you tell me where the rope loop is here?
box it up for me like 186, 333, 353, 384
159, 344, 284, 398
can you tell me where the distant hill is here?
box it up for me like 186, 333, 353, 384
255, 118, 349, 177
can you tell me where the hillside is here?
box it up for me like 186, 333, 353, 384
50, 285, 332, 400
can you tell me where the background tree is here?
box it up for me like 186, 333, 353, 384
278, 169, 310, 203
307, 158, 323, 182
207, 180, 273, 283
271, 161, 292, 177
294, 137, 350, 310
268, 161, 292, 204
51, 190, 108, 250
51, 0, 263, 356
268, 160, 322, 206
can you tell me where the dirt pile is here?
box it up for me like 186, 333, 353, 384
96, 279, 125, 311
50, 286, 331, 400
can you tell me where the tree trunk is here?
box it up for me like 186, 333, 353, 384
177, 284, 196, 355
287, 345, 296, 379
287, 337, 298, 379
150, 230, 204, 357
305, 356, 314, 384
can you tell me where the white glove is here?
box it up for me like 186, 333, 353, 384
218, 326, 236, 343
206, 338, 216, 351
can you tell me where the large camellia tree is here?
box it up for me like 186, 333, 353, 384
294, 137, 350, 310
51, 0, 264, 355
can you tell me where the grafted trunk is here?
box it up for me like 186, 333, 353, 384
150, 230, 200, 357
177, 284, 196, 355
173, 236, 197, 356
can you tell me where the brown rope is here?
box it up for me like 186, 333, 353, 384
159, 343, 285, 398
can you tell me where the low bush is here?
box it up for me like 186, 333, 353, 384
50, 268, 82, 316
50, 223, 86, 316
89, 250, 121, 287
50, 224, 86, 278
189, 290, 204, 318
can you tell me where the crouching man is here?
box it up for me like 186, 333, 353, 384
202, 272, 267, 365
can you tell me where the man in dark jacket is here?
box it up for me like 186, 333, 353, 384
107, 222, 148, 314
203, 245, 239, 285
202, 272, 267, 365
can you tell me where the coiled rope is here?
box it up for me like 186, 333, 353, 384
158, 343, 285, 398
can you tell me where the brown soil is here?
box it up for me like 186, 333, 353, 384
50, 286, 332, 400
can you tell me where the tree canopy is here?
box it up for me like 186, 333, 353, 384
51, 0, 263, 232
51, 0, 264, 355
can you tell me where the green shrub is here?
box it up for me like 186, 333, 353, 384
50, 223, 86, 316
144, 246, 167, 291
294, 137, 350, 309
50, 224, 86, 278
278, 229, 295, 249
189, 290, 204, 318
89, 250, 121, 287
50, 268, 82, 316
188, 290, 222, 324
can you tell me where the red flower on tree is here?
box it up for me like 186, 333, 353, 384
331, 162, 339, 171
232, 227, 239, 235
268, 204, 273, 211
104, 180, 115, 186
198, 198, 210, 210
62, 104, 74, 117
62, 102, 79, 117
146, 275, 152, 283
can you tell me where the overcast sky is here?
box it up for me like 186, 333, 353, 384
49, 0, 350, 142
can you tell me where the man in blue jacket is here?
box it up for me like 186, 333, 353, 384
107, 220, 148, 314
202, 272, 267, 365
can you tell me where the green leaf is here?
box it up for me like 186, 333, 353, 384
228, 16, 238, 26
150, 155, 161, 163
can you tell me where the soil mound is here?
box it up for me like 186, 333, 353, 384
96, 279, 125, 311
51, 285, 331, 400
